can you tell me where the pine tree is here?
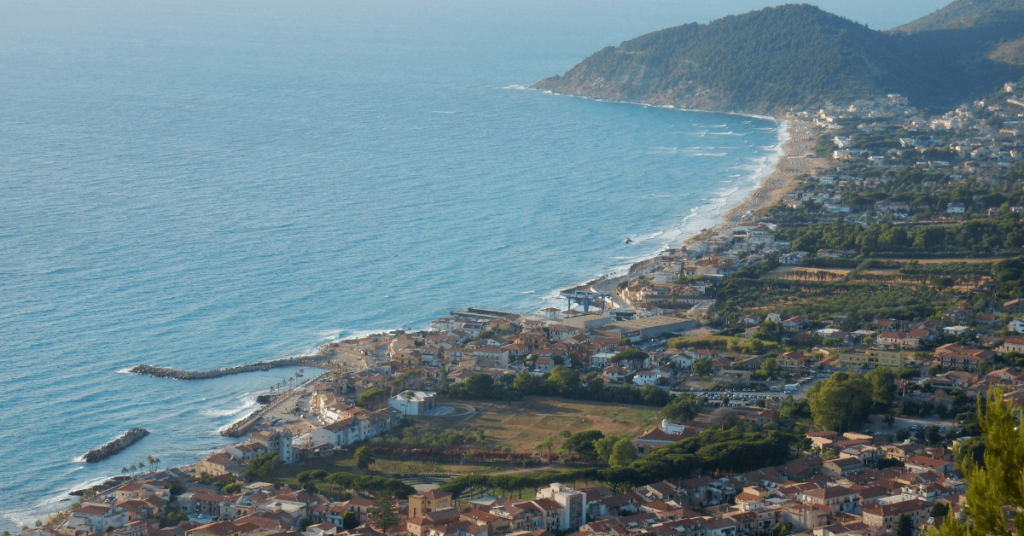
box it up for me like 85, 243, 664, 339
369, 492, 400, 531
931, 389, 1024, 536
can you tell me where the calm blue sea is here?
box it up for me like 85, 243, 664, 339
0, 0, 949, 527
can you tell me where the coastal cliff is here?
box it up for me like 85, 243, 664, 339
534, 3, 1024, 114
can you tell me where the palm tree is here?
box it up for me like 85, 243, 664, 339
121, 467, 128, 478
138, 460, 145, 474
154, 457, 160, 472
129, 464, 136, 478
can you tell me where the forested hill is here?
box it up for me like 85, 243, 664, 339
895, 0, 1024, 31
533, 3, 1024, 115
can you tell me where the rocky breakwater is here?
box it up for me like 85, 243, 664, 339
83, 428, 149, 463
129, 355, 326, 380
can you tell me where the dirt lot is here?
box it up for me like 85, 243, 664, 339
420, 397, 663, 453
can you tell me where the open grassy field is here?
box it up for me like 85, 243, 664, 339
418, 397, 663, 453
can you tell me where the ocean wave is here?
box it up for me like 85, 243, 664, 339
432, 111, 459, 114
203, 392, 259, 419
502, 85, 532, 91
693, 152, 727, 157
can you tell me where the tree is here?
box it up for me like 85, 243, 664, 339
807, 372, 872, 432
692, 357, 714, 377
896, 514, 913, 536
536, 436, 556, 455
931, 389, 1024, 536
896, 429, 911, 442
243, 452, 281, 480
662, 393, 703, 422
464, 374, 496, 399
223, 481, 243, 494
368, 492, 400, 531
593, 435, 621, 464
609, 438, 637, 467
876, 458, 905, 469
561, 430, 605, 461
355, 446, 376, 471
759, 357, 782, 380
611, 349, 649, 368
355, 388, 388, 409
930, 502, 949, 518
300, 518, 315, 531
952, 435, 986, 469
342, 512, 360, 530
865, 367, 897, 407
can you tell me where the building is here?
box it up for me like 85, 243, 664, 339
606, 316, 695, 342
1004, 299, 1024, 314
634, 420, 698, 456
998, 338, 1024, 354
799, 486, 861, 514
837, 348, 904, 370
250, 430, 296, 464
388, 391, 438, 415
562, 315, 616, 331
67, 505, 128, 533
823, 456, 864, 476
535, 483, 586, 531
934, 344, 994, 371
409, 490, 453, 518
862, 500, 932, 532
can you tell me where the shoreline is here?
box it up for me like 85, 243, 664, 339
22, 110, 819, 529
588, 116, 819, 292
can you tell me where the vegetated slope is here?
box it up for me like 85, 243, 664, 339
533, 3, 1024, 115
895, 0, 1024, 31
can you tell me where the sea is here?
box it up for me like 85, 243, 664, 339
0, 0, 949, 527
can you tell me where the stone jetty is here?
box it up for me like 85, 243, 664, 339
129, 355, 325, 380
83, 428, 149, 463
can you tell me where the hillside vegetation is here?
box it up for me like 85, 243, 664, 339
896, 0, 1024, 31
534, 3, 1024, 114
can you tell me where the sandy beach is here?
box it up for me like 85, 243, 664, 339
691, 117, 826, 242
590, 117, 826, 295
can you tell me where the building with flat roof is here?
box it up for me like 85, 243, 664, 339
388, 390, 437, 415
607, 316, 695, 342
562, 314, 615, 330
837, 348, 904, 370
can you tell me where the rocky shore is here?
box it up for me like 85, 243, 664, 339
83, 428, 149, 463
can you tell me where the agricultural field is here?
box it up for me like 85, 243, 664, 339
417, 397, 663, 453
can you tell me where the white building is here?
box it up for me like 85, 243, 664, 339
1009, 318, 1024, 334
947, 202, 966, 214
250, 430, 297, 464
633, 370, 661, 386
388, 390, 438, 415
536, 483, 587, 531
67, 505, 128, 533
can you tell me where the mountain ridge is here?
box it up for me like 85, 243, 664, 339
534, 2, 1024, 115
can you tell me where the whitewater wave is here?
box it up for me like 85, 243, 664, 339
202, 392, 258, 419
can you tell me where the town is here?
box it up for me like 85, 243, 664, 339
17, 76, 1024, 536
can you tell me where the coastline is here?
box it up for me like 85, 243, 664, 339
589, 116, 820, 293
20, 109, 819, 528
